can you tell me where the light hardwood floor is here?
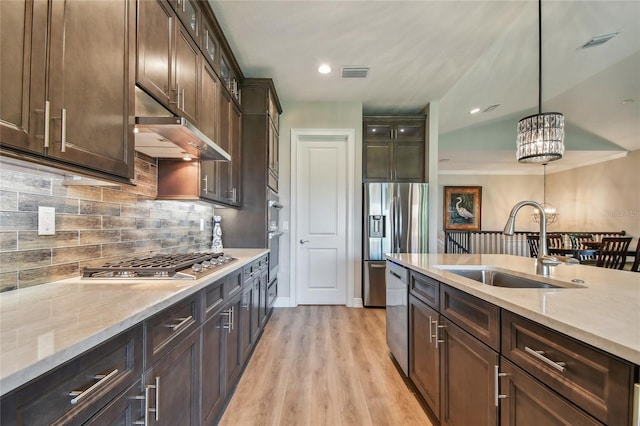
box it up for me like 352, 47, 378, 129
218, 306, 434, 426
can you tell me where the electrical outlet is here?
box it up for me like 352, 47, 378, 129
38, 206, 55, 235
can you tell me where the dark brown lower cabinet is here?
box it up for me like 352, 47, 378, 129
499, 359, 601, 426
201, 308, 226, 425
145, 329, 200, 426
225, 291, 243, 394
409, 294, 440, 417
84, 381, 144, 425
439, 316, 499, 426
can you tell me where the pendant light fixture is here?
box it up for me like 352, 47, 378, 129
516, 0, 565, 163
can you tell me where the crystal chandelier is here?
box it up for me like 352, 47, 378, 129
516, 0, 565, 163
532, 164, 558, 224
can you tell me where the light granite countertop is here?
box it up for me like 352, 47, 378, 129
0, 248, 268, 396
386, 253, 640, 365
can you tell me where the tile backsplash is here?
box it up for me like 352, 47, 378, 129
0, 155, 215, 292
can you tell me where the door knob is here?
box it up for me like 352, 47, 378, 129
300, 240, 309, 244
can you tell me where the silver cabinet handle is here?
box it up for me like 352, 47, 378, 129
181, 88, 185, 111
428, 316, 434, 343
494, 365, 508, 406
205, 30, 209, 51
163, 316, 192, 332
222, 308, 232, 333
370, 264, 386, 269
61, 108, 67, 152
524, 346, 567, 372
145, 376, 160, 421
43, 101, 50, 148
130, 394, 146, 425
434, 319, 445, 349
300, 239, 309, 244
69, 368, 119, 404
202, 175, 208, 194
230, 306, 234, 331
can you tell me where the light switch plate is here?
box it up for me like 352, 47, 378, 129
38, 206, 55, 235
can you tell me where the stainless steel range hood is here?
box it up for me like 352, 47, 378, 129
134, 87, 230, 161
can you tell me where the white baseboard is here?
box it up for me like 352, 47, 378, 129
350, 298, 364, 308
274, 297, 293, 308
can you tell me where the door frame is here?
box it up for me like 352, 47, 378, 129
290, 128, 357, 307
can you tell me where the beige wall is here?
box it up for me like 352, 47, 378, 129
277, 101, 363, 304
438, 150, 640, 252
546, 149, 640, 245
437, 174, 543, 251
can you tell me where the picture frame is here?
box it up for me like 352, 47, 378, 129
444, 186, 482, 231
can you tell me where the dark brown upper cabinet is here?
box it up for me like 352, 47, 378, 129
137, 0, 200, 127
363, 116, 426, 182
0, 0, 135, 181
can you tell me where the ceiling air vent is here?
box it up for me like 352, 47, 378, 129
341, 66, 369, 79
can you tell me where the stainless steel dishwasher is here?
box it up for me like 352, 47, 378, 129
386, 260, 409, 376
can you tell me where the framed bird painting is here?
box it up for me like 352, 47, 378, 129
444, 186, 482, 231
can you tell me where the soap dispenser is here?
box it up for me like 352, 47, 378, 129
211, 215, 223, 253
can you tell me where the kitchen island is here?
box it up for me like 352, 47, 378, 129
0, 248, 268, 397
386, 253, 639, 426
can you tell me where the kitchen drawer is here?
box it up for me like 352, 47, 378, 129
409, 270, 439, 309
502, 311, 634, 426
204, 277, 226, 320
225, 269, 243, 298
499, 359, 602, 426
439, 283, 500, 351
1, 325, 143, 426
146, 295, 200, 364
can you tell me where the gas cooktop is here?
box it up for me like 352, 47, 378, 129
82, 252, 235, 280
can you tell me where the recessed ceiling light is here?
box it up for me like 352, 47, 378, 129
579, 32, 619, 49
621, 98, 635, 105
469, 108, 481, 114
318, 64, 332, 74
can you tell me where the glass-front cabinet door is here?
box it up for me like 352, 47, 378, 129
201, 20, 218, 70
173, 0, 199, 41
365, 123, 393, 140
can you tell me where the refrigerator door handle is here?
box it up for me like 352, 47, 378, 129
397, 195, 403, 253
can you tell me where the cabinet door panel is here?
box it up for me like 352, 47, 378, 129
409, 295, 440, 418
364, 142, 393, 181
364, 123, 393, 140
499, 359, 601, 426
201, 314, 225, 425
395, 121, 425, 141
0, 0, 47, 154
136, 0, 173, 104
174, 25, 199, 125
48, 0, 134, 178
147, 330, 199, 426
395, 142, 424, 181
440, 318, 498, 426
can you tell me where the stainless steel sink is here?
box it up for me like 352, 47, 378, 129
440, 267, 583, 289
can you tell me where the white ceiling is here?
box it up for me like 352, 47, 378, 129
209, 0, 640, 174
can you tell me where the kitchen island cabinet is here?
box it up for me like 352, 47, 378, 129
0, 0, 135, 181
394, 254, 640, 426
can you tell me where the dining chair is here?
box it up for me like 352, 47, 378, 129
631, 240, 640, 273
594, 236, 633, 270
526, 235, 539, 258
569, 234, 594, 249
547, 233, 564, 249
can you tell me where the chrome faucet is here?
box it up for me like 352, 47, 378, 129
503, 201, 575, 275
503, 200, 549, 261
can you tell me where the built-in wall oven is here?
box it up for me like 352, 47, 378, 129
267, 189, 283, 281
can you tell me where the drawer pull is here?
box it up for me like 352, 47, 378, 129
163, 316, 193, 332
494, 365, 509, 407
525, 346, 567, 373
428, 316, 434, 343
145, 376, 160, 423
69, 368, 119, 404
130, 395, 146, 425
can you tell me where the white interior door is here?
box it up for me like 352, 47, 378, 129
295, 136, 348, 305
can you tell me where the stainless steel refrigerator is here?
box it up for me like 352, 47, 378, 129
363, 182, 429, 307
